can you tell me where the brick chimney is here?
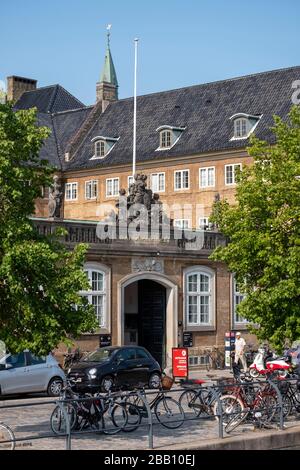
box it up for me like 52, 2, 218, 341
7, 76, 37, 103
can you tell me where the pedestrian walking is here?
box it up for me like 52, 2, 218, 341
234, 332, 248, 372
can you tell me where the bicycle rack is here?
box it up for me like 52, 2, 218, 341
136, 391, 154, 449
56, 400, 72, 450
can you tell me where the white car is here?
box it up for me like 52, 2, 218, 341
0, 351, 66, 397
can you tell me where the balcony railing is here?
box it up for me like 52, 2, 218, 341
32, 218, 227, 254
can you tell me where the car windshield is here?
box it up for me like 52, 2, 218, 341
82, 348, 116, 362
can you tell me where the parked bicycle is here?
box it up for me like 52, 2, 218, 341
274, 376, 300, 417
125, 375, 185, 429
213, 373, 279, 433
179, 379, 218, 418
50, 379, 128, 435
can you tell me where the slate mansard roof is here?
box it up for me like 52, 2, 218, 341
14, 65, 300, 171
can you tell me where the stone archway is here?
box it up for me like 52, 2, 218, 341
118, 272, 178, 369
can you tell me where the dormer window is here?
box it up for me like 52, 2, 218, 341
160, 130, 171, 148
156, 125, 185, 151
230, 113, 262, 140
95, 140, 105, 158
234, 118, 247, 138
91, 136, 119, 159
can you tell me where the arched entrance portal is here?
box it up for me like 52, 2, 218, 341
124, 280, 166, 365
118, 273, 178, 369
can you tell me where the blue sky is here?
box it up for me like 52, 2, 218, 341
1, 0, 299, 105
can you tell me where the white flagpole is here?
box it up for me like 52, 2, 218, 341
132, 38, 139, 178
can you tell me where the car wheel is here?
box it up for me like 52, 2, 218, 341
47, 377, 63, 397
148, 372, 161, 389
100, 376, 114, 392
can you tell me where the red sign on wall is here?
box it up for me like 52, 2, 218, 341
172, 347, 188, 378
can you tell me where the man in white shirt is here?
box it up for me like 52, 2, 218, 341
234, 332, 247, 371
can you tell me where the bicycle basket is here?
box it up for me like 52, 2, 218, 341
161, 375, 174, 390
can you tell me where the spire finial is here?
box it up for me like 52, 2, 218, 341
99, 24, 118, 86
106, 24, 112, 48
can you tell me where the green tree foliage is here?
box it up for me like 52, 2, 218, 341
210, 106, 300, 351
0, 103, 97, 355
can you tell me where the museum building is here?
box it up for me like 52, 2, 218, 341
7, 37, 300, 367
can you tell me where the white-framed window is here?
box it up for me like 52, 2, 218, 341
81, 268, 106, 327
128, 175, 134, 187
95, 140, 106, 158
230, 114, 261, 141
85, 180, 98, 200
199, 167, 215, 188
234, 118, 248, 138
91, 136, 119, 160
174, 219, 190, 229
225, 164, 242, 185
65, 182, 78, 201
174, 169, 189, 190
80, 263, 111, 331
151, 172, 165, 193
106, 178, 119, 197
198, 217, 209, 230
160, 130, 171, 148
184, 267, 215, 327
156, 125, 185, 151
233, 278, 248, 325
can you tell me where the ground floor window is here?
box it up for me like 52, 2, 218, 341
233, 277, 248, 325
82, 268, 106, 327
185, 267, 215, 327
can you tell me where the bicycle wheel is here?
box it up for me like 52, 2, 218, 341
213, 395, 245, 433
254, 393, 277, 424
0, 423, 15, 450
196, 388, 216, 417
121, 402, 142, 432
179, 389, 200, 417
125, 393, 148, 419
290, 385, 300, 413
154, 396, 184, 429
179, 389, 214, 418
103, 402, 128, 435
282, 395, 293, 418
50, 403, 77, 435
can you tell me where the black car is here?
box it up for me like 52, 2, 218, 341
67, 346, 162, 392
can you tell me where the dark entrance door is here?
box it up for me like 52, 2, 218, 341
138, 280, 166, 367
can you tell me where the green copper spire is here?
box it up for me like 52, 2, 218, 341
100, 26, 118, 87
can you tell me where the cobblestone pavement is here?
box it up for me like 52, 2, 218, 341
1, 369, 299, 450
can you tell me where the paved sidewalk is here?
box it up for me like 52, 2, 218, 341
0, 394, 219, 450
2, 367, 297, 451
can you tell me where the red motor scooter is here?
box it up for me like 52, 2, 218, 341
249, 346, 293, 378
